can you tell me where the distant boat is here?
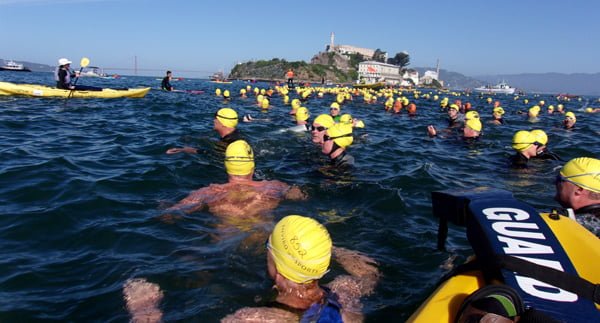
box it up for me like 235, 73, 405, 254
0, 60, 31, 72
210, 71, 231, 83
473, 81, 515, 94
80, 66, 107, 78
353, 82, 385, 90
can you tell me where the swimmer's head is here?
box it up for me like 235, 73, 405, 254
465, 110, 480, 120
465, 118, 482, 132
215, 108, 238, 128
267, 215, 332, 283
296, 107, 309, 122
339, 113, 353, 125
559, 157, 600, 193
530, 129, 548, 146
529, 105, 540, 117
224, 140, 254, 176
493, 107, 505, 115
325, 123, 353, 148
313, 114, 334, 129
512, 130, 536, 152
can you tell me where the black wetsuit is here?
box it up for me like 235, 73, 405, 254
509, 153, 529, 169
161, 76, 173, 91
214, 129, 244, 155
575, 204, 600, 238
533, 149, 561, 161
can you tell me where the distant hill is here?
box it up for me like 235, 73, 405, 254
1, 59, 53, 72
475, 73, 600, 96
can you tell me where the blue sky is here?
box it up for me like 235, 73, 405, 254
1, 0, 599, 78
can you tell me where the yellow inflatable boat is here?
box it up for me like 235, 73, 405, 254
409, 188, 600, 322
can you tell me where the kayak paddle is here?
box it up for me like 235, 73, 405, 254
66, 57, 90, 101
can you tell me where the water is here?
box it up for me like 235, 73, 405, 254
0, 72, 598, 321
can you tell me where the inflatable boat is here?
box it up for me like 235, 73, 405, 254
409, 187, 600, 322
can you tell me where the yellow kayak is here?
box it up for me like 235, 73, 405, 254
409, 188, 600, 322
0, 81, 150, 98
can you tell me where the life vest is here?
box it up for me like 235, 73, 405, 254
287, 70, 294, 78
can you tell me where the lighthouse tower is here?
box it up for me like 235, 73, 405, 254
327, 32, 335, 52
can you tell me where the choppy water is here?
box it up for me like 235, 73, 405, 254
0, 72, 598, 322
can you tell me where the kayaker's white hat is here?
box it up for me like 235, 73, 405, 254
58, 58, 72, 65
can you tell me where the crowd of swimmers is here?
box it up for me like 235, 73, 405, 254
123, 81, 600, 322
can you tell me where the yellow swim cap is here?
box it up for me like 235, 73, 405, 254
268, 215, 332, 284
223, 90, 230, 98
465, 118, 482, 132
585, 107, 593, 113
313, 114, 334, 129
465, 110, 480, 120
530, 129, 548, 146
296, 107, 309, 121
449, 104, 460, 111
529, 105, 540, 116
240, 88, 246, 95
261, 98, 270, 109
291, 99, 301, 109
224, 140, 254, 176
330, 102, 340, 110
512, 130, 535, 152
565, 111, 576, 121
560, 157, 600, 193
215, 88, 222, 96
548, 105, 554, 111
493, 107, 505, 115
339, 114, 353, 125
215, 108, 238, 128
325, 123, 353, 148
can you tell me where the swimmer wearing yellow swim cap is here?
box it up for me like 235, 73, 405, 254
554, 157, 600, 236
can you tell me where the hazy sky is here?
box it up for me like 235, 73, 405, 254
1, 0, 598, 78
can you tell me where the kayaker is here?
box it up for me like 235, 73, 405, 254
222, 215, 380, 322
55, 58, 101, 91
55, 58, 75, 89
161, 70, 173, 91
166, 140, 306, 217
166, 108, 243, 155
554, 157, 600, 237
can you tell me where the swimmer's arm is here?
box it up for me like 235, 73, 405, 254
166, 146, 198, 154
167, 188, 209, 213
284, 185, 307, 200
331, 246, 380, 296
221, 307, 299, 323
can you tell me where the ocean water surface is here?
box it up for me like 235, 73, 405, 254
0, 72, 598, 321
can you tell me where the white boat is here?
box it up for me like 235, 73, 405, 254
80, 66, 107, 78
473, 81, 515, 94
0, 60, 31, 72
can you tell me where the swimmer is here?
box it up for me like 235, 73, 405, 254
167, 140, 305, 218
287, 107, 311, 132
528, 105, 540, 122
322, 123, 354, 166
165, 108, 242, 155
509, 130, 539, 169
491, 107, 505, 125
554, 157, 600, 237
339, 114, 365, 129
585, 107, 600, 113
530, 129, 560, 161
222, 215, 380, 322
427, 117, 481, 139
563, 111, 576, 130
446, 104, 464, 127
311, 114, 335, 144
329, 102, 342, 122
